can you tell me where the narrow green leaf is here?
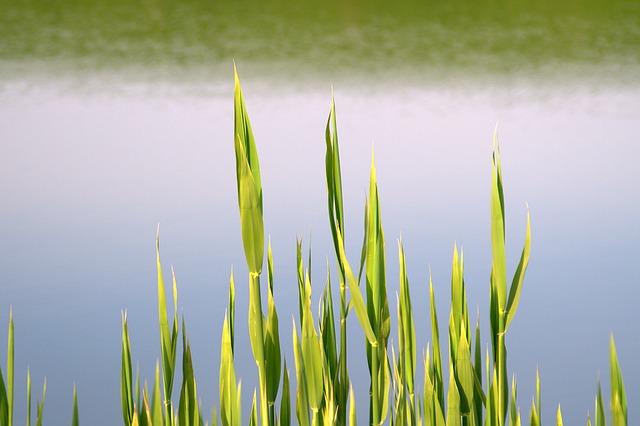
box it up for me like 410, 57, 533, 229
556, 404, 563, 426
490, 130, 507, 320
178, 318, 199, 426
292, 320, 310, 426
27, 368, 31, 426
301, 296, 323, 412
229, 270, 235, 354
454, 323, 474, 417
595, 381, 605, 426
121, 312, 134, 426
151, 361, 162, 426
325, 89, 345, 261
610, 335, 626, 426
509, 376, 517, 426
446, 360, 461, 426
249, 390, 258, 426
429, 274, 444, 413
71, 385, 79, 426
280, 362, 291, 426
320, 265, 338, 389
398, 239, 416, 400
220, 314, 238, 426
505, 209, 531, 330
265, 283, 281, 406
7, 308, 14, 426
235, 135, 265, 275
334, 226, 376, 345
156, 229, 176, 415
35, 378, 46, 426
233, 66, 264, 276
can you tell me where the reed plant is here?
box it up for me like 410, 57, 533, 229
0, 67, 630, 426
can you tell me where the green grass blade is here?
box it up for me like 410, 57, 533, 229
292, 320, 310, 426
398, 239, 416, 401
220, 314, 239, 426
334, 226, 376, 345
301, 284, 323, 413
320, 265, 339, 409
250, 391, 258, 426
178, 318, 200, 426
280, 362, 291, 426
35, 378, 45, 426
265, 283, 281, 407
595, 381, 605, 426
7, 308, 13, 426
233, 66, 264, 276
445, 359, 461, 426
27, 368, 31, 426
229, 271, 235, 354
610, 335, 626, 426
348, 384, 357, 426
509, 376, 518, 426
325, 89, 345, 260
151, 362, 162, 426
453, 323, 474, 418
490, 130, 507, 317
233, 64, 262, 202
505, 209, 531, 330
429, 274, 444, 413
71, 385, 79, 426
121, 312, 134, 426
556, 404, 563, 426
156, 229, 177, 419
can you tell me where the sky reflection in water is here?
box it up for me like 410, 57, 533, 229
1, 0, 639, 424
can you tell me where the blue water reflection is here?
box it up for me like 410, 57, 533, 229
1, 0, 640, 424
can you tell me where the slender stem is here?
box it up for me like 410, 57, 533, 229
249, 274, 270, 426
339, 271, 348, 426
371, 341, 379, 426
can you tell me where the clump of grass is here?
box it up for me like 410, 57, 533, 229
115, 68, 628, 426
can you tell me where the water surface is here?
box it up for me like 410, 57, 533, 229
1, 0, 639, 424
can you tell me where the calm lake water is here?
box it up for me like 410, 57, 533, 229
1, 0, 639, 424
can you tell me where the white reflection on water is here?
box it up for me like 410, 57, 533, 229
1, 78, 639, 425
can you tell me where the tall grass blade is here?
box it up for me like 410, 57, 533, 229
446, 360, 461, 426
156, 229, 178, 424
121, 312, 134, 426
178, 318, 200, 426
348, 384, 357, 426
265, 244, 281, 409
398, 239, 416, 412
595, 382, 605, 426
26, 368, 31, 426
233, 65, 264, 276
151, 361, 162, 426
71, 385, 79, 426
280, 363, 290, 426
429, 275, 444, 414
220, 313, 240, 426
609, 335, 626, 426
35, 378, 45, 426
556, 404, 563, 426
334, 226, 376, 345
292, 320, 310, 426
505, 210, 530, 330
